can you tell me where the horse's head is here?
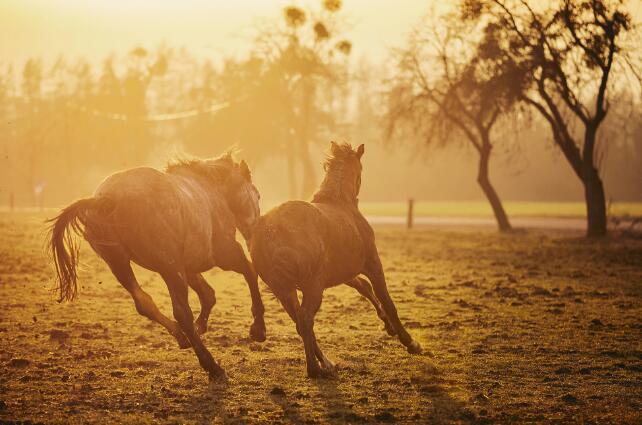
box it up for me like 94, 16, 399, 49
333, 141, 365, 198
167, 153, 261, 239
223, 159, 260, 240
312, 142, 365, 205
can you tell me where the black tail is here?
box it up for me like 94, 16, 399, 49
47, 198, 96, 302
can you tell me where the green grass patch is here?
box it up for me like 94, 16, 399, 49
358, 201, 642, 218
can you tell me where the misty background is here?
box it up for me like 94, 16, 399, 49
0, 0, 640, 208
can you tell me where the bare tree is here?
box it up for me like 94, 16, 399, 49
254, 1, 351, 198
18, 58, 49, 207
387, 16, 520, 232
461, 0, 637, 237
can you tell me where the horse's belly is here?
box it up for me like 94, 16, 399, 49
123, 234, 214, 273
180, 231, 216, 272
252, 201, 368, 287
316, 221, 366, 285
323, 240, 366, 285
92, 200, 213, 273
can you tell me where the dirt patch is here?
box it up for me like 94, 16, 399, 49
0, 212, 641, 423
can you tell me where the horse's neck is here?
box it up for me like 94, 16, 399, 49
171, 169, 228, 204
311, 197, 360, 215
313, 175, 357, 205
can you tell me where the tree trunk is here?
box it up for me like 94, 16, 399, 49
582, 125, 607, 238
286, 136, 297, 199
299, 143, 316, 199
583, 165, 607, 238
298, 77, 317, 198
477, 146, 512, 232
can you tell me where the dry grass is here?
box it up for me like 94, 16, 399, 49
1, 212, 641, 424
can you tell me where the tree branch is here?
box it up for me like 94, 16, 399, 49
520, 91, 583, 179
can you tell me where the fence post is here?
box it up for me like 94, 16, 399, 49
407, 198, 414, 229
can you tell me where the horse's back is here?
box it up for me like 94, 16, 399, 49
87, 167, 215, 272
250, 200, 367, 291
94, 167, 168, 199
312, 202, 371, 282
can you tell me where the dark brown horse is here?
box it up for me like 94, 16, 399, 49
48, 152, 265, 379
249, 142, 422, 378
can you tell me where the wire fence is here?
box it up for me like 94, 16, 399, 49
74, 100, 231, 122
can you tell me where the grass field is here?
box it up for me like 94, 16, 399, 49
1, 212, 641, 424
5, 201, 642, 220
356, 201, 642, 218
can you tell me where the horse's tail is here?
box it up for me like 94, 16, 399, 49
47, 198, 96, 302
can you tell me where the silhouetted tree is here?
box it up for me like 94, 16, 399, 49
0, 64, 15, 205
386, 15, 520, 232
18, 58, 49, 206
461, 0, 637, 237
121, 47, 167, 164
255, 1, 352, 197
205, 56, 297, 169
597, 88, 642, 201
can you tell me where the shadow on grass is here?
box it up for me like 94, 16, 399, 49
272, 363, 476, 424
185, 378, 230, 423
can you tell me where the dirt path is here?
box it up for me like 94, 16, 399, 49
367, 215, 592, 230
1, 212, 641, 424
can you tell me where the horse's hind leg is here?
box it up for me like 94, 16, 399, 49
186, 273, 216, 335
364, 257, 422, 355
345, 276, 396, 336
98, 247, 190, 349
278, 290, 335, 374
296, 284, 332, 378
216, 241, 266, 342
161, 270, 225, 379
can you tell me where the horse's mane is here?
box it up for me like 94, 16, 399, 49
165, 151, 237, 182
312, 143, 360, 205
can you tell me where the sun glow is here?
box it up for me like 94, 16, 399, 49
0, 0, 439, 65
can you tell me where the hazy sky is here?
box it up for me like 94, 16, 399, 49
2, 0, 639, 65
0, 0, 452, 65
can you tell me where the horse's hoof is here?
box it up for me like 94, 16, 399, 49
306, 366, 322, 379
320, 363, 338, 378
204, 358, 227, 381
311, 368, 337, 379
208, 368, 228, 381
406, 340, 422, 355
249, 322, 266, 342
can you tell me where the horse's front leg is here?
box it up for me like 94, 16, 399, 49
216, 241, 266, 342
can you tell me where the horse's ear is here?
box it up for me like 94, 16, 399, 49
356, 144, 365, 159
330, 141, 339, 153
239, 160, 251, 180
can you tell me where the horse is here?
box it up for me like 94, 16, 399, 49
48, 152, 265, 379
249, 142, 422, 378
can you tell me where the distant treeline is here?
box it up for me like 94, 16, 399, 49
0, 1, 640, 232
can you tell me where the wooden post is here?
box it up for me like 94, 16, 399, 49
407, 198, 414, 229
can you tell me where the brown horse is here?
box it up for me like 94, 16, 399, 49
48, 152, 265, 379
249, 142, 422, 378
